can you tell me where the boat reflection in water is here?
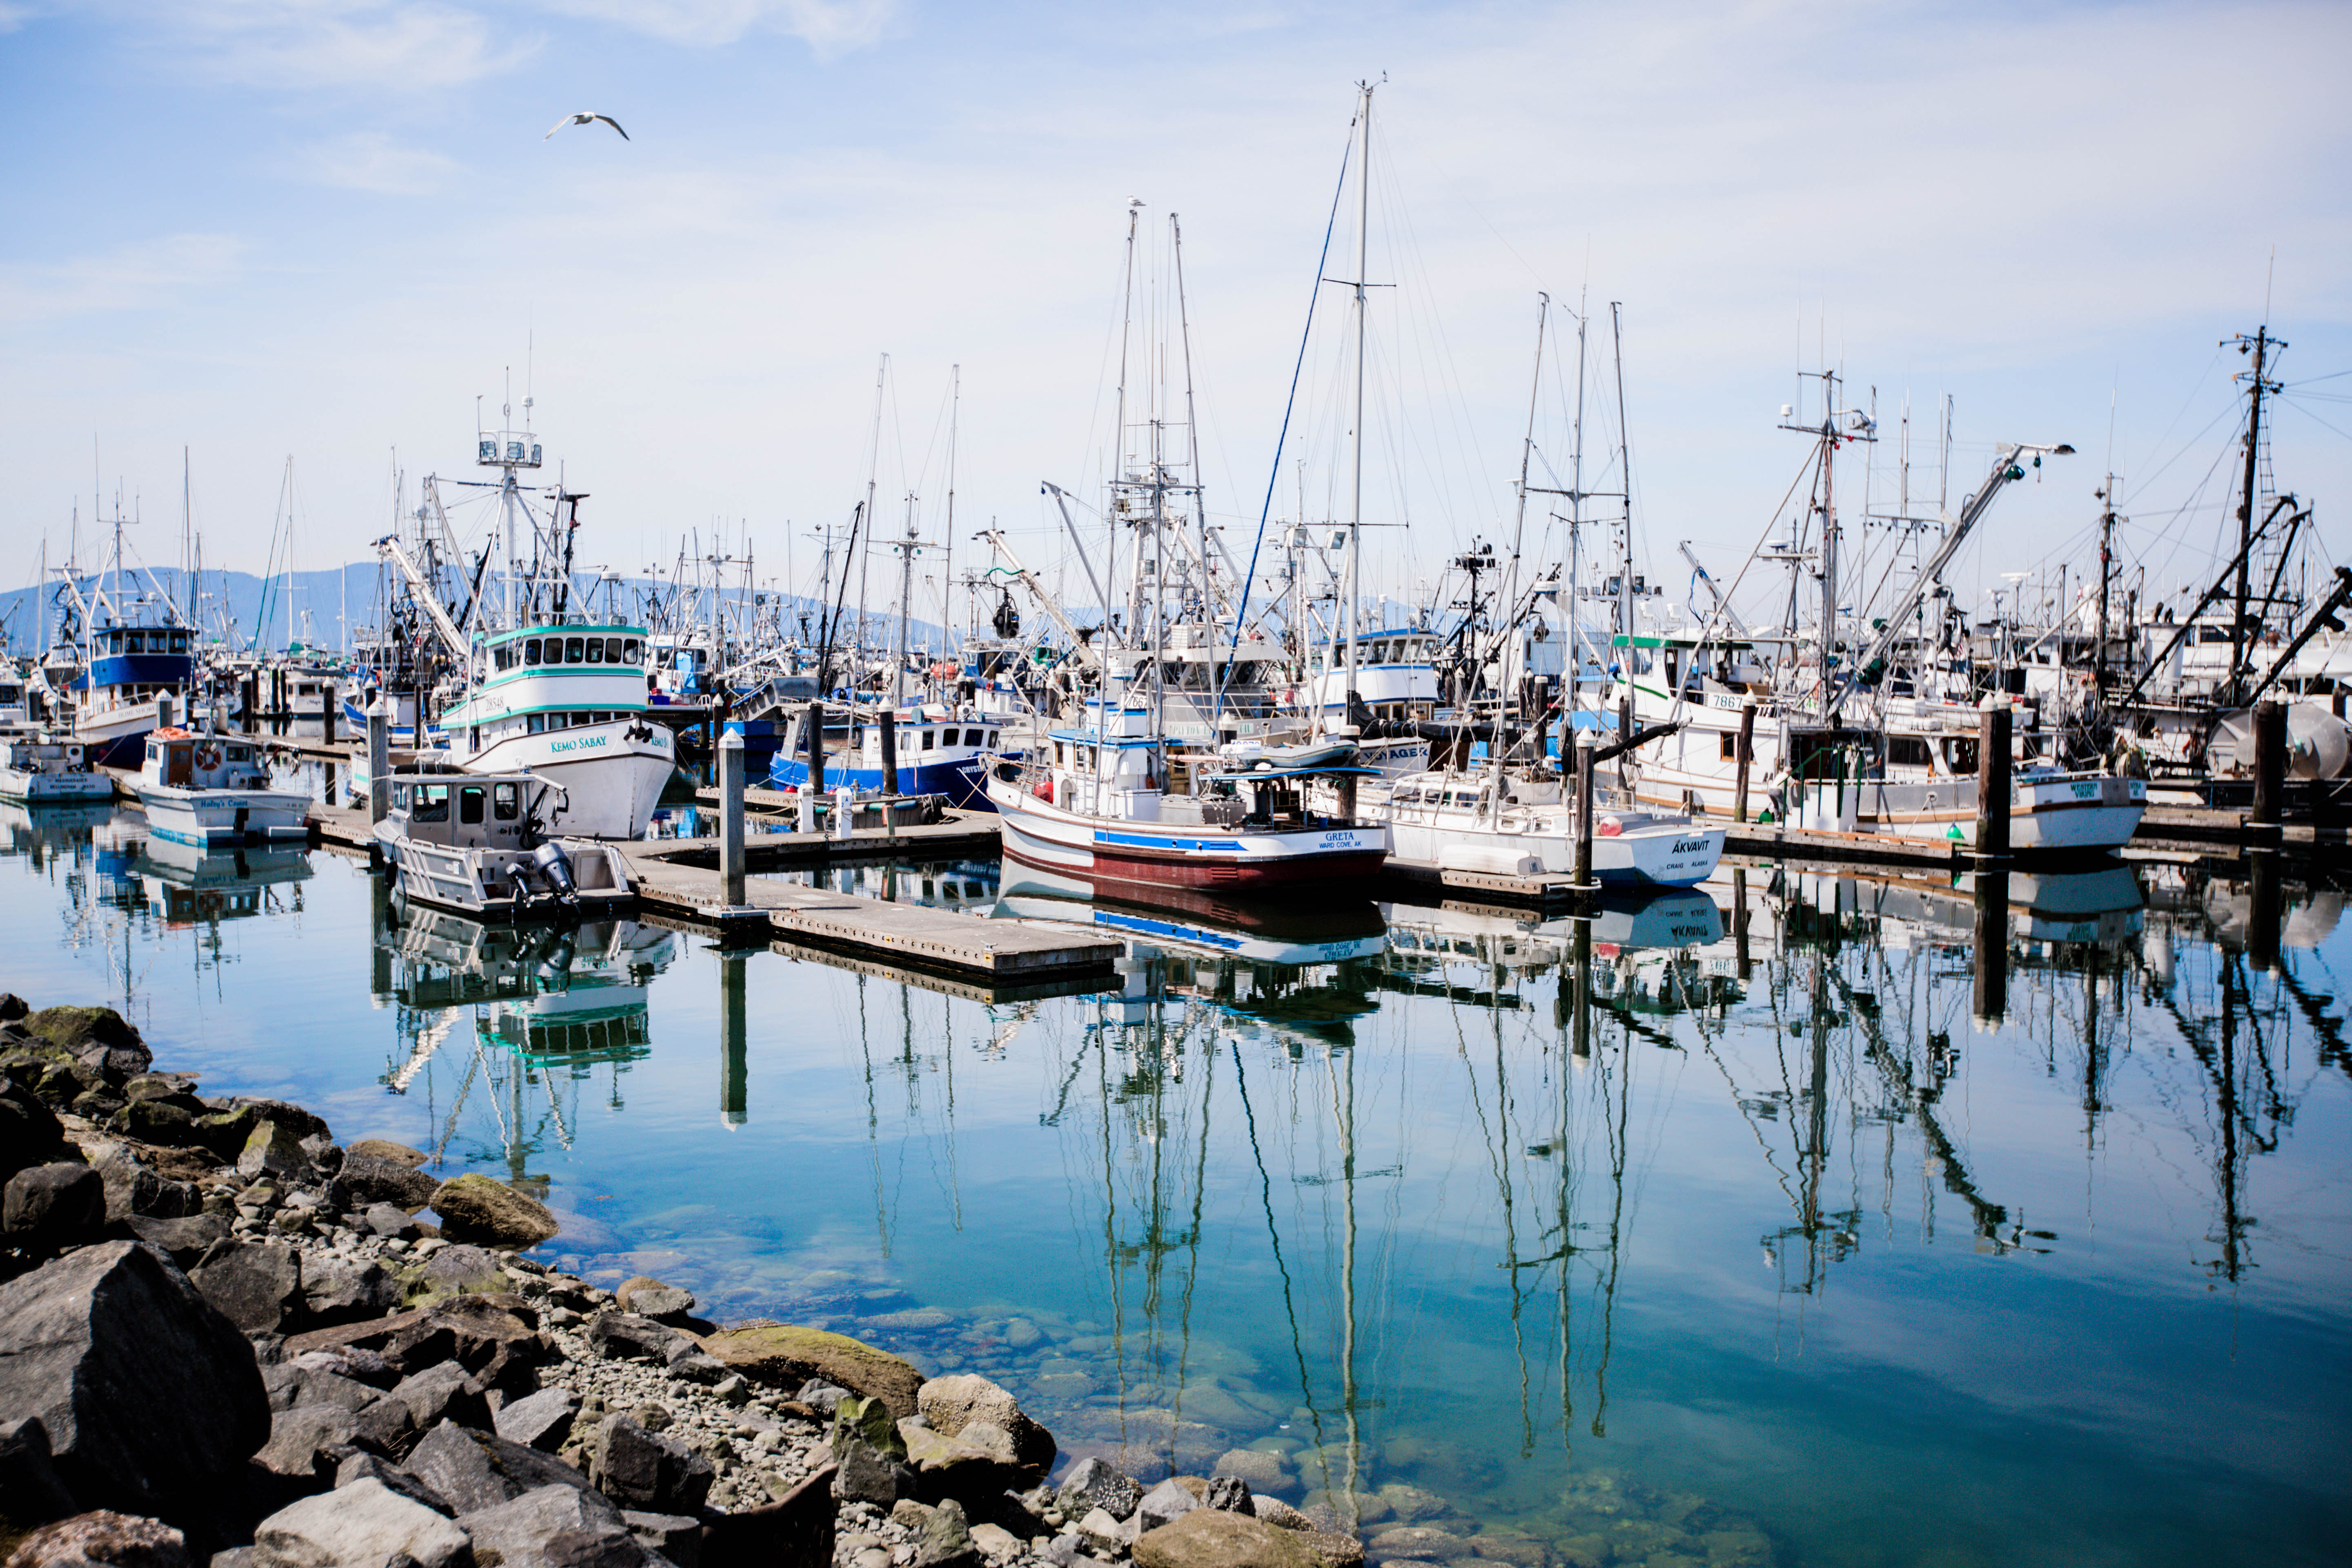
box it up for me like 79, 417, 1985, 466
136, 834, 314, 927
371, 895, 677, 1178
991, 864, 1389, 968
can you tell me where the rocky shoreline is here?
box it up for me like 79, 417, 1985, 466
2, 994, 1776, 1568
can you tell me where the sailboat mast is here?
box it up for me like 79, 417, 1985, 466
2228, 326, 2278, 703
1499, 292, 1550, 787
1113, 203, 1140, 646
1569, 301, 1588, 713
1345, 83, 1374, 714
944, 365, 959, 657
860, 355, 887, 675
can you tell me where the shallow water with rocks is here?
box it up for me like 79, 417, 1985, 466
5, 802, 2348, 1568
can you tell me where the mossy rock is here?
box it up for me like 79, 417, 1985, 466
430, 1173, 558, 1247
702, 1322, 925, 1417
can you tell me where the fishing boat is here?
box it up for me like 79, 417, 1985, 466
374, 768, 634, 920
131, 726, 311, 847
985, 693, 1388, 893
371, 405, 676, 838
1371, 767, 1726, 887
0, 737, 112, 803
768, 702, 1004, 811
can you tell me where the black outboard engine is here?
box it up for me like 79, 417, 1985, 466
531, 841, 579, 904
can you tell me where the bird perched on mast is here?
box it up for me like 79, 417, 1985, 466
546, 112, 629, 141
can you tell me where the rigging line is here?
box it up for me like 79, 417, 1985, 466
1217, 116, 1354, 724
2275, 397, 2352, 446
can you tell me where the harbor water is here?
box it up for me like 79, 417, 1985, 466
3, 793, 2346, 1568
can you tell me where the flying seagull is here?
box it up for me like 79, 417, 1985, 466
546, 113, 628, 141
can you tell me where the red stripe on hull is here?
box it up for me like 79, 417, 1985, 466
1005, 840, 1387, 894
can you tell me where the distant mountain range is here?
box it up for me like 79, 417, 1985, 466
0, 564, 962, 655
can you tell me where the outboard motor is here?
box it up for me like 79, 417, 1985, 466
531, 841, 579, 904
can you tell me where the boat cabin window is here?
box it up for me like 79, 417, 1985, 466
494, 782, 520, 820
1887, 736, 1932, 768
623, 638, 641, 664
227, 745, 251, 763
922, 729, 936, 751
392, 784, 409, 810
527, 714, 546, 734
1394, 786, 1421, 804
585, 638, 604, 664
412, 784, 450, 822
566, 637, 586, 664
1944, 737, 1979, 773
526, 638, 543, 664
987, 730, 1000, 747
459, 785, 486, 824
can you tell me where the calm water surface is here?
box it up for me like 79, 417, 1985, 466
3, 795, 2346, 1568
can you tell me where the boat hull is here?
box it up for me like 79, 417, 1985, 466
988, 774, 1388, 894
769, 753, 992, 812
0, 768, 113, 803
134, 786, 312, 847
441, 721, 676, 840
1856, 772, 2146, 854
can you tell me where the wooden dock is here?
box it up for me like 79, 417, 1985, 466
307, 802, 1116, 986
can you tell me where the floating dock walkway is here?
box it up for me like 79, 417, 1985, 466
304, 801, 1118, 989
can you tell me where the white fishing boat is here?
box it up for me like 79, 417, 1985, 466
371, 403, 676, 838
1371, 767, 1726, 888
132, 727, 311, 847
0, 736, 112, 803
432, 625, 677, 839
374, 768, 634, 920
985, 694, 1388, 895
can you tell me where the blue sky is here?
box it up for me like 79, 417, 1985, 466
3, 0, 2348, 637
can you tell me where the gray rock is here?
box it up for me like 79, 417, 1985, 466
6, 1508, 192, 1568
623, 1510, 704, 1568
661, 1339, 731, 1386
1057, 1457, 1145, 1521
1376, 1486, 1451, 1524
1296, 1531, 1368, 1568
592, 1413, 714, 1515
1363, 1528, 1472, 1564
254, 1404, 361, 1482
1205, 1476, 1254, 1517
494, 1386, 582, 1452
833, 1431, 905, 1507
615, 1276, 697, 1321
0, 1083, 68, 1184
457, 1483, 652, 1568
0, 1241, 268, 1515
236, 1121, 314, 1185
363, 1203, 420, 1239
1139, 1479, 1201, 1532
1253, 1499, 1314, 1533
404, 1420, 593, 1515
1212, 1451, 1292, 1498
187, 1240, 303, 1334
3, 1163, 107, 1253
429, 1174, 558, 1248
404, 1243, 509, 1305
1043, 1534, 1086, 1568
585, 1312, 692, 1364
1075, 1508, 1134, 1555
123, 1213, 229, 1265
296, 1253, 397, 1329
82, 1140, 199, 1223
251, 1477, 470, 1568
797, 1380, 850, 1413
916, 1374, 1056, 1472
335, 1451, 457, 1518
331, 1154, 439, 1214
289, 1345, 398, 1389
915, 1497, 981, 1568
374, 1361, 492, 1435
0, 1417, 77, 1530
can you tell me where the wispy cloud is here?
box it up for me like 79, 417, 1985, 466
127, 0, 537, 91
529, 0, 898, 56
294, 130, 459, 194
0, 233, 245, 325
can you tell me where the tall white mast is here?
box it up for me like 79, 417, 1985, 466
1344, 82, 1375, 726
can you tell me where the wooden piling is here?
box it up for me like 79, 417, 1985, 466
1733, 703, 1756, 824
2251, 697, 2285, 840
806, 703, 826, 800
1573, 730, 1597, 896
1972, 868, 2010, 1025
1975, 703, 2012, 860
880, 710, 900, 798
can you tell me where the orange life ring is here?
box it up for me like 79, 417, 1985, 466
196, 743, 224, 771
